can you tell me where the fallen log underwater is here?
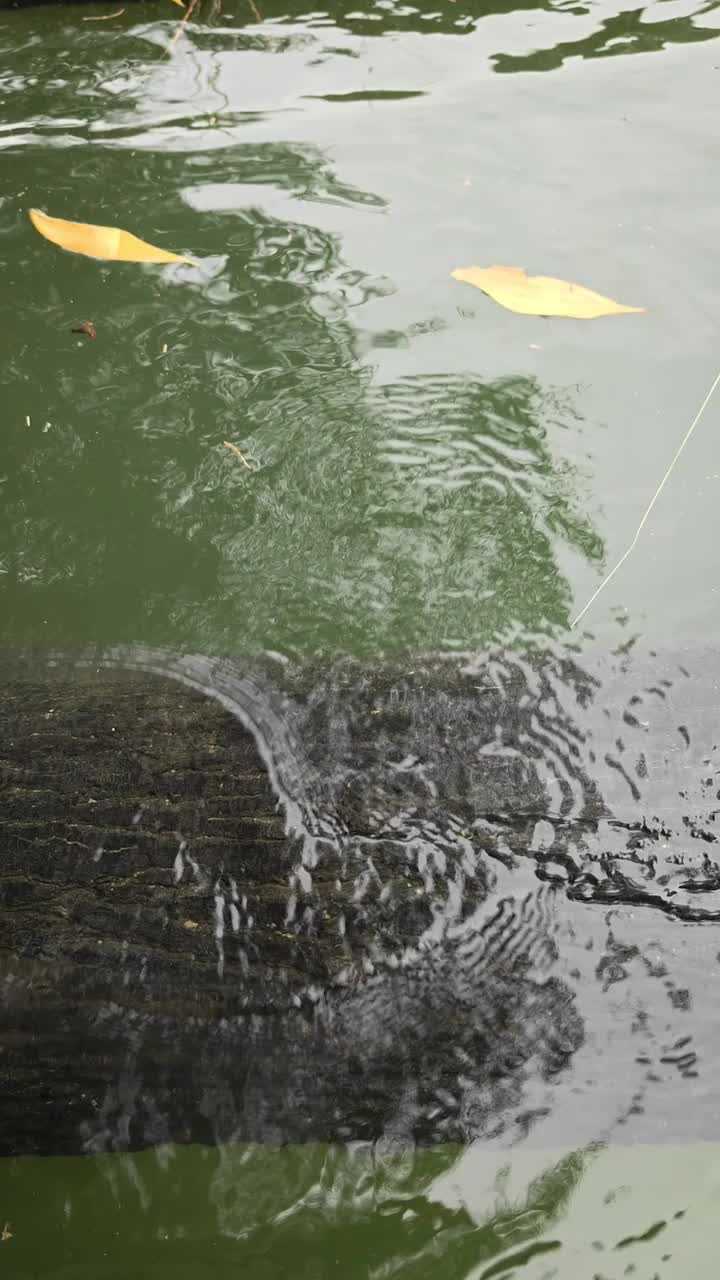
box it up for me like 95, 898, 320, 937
2, 642, 720, 1157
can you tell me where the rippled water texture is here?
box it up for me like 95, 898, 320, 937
3, 0, 720, 1275
3, 0, 720, 652
4, 639, 720, 1277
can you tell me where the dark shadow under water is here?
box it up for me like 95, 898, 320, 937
2, 638, 719, 1165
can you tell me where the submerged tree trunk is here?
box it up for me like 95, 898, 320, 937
1, 646, 719, 1156
1, 663, 339, 1154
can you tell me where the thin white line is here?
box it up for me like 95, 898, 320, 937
571, 367, 720, 630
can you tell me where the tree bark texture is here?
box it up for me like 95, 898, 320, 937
2, 645, 720, 1156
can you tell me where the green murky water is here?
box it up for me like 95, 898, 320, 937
3, 0, 720, 1273
3, 0, 720, 655
2, 1141, 719, 1277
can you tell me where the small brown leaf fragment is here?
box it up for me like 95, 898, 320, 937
223, 440, 254, 470
72, 322, 97, 339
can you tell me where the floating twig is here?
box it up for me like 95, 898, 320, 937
167, 0, 201, 55
82, 7, 125, 17
248, 0, 262, 20
223, 440, 254, 470
1, 1224, 12, 1244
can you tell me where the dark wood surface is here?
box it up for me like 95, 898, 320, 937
2, 646, 720, 1155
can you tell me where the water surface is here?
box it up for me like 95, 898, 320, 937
3, 0, 720, 653
2, 0, 720, 1274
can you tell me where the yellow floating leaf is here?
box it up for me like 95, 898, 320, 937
29, 209, 193, 266
451, 264, 644, 319
169, 0, 186, 7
